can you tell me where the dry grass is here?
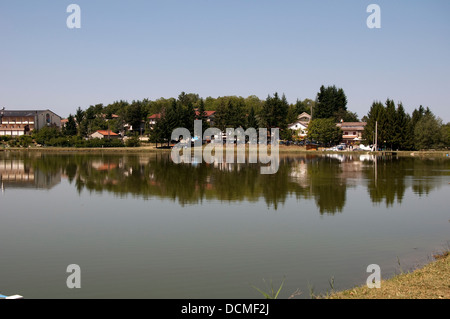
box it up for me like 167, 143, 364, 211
328, 253, 450, 299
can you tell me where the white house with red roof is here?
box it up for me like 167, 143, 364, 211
89, 130, 120, 139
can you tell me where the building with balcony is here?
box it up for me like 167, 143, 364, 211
0, 109, 62, 136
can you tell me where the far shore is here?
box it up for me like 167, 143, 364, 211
1, 144, 449, 158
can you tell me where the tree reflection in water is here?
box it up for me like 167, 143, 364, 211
0, 152, 448, 215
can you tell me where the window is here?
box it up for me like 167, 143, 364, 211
353, 132, 356, 135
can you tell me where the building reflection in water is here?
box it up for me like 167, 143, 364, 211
0, 158, 61, 191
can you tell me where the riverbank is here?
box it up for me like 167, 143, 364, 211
1, 145, 450, 158
328, 252, 450, 299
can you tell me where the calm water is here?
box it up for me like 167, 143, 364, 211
0, 151, 449, 299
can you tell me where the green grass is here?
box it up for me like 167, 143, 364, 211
251, 277, 285, 299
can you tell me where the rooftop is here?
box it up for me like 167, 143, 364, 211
95, 130, 119, 136
337, 122, 367, 129
0, 109, 62, 118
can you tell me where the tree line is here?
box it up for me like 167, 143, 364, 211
362, 101, 449, 150
65, 86, 450, 150
4, 86, 447, 150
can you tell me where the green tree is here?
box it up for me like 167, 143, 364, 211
362, 101, 386, 147
164, 100, 184, 145
33, 126, 62, 146
178, 92, 200, 109
334, 109, 359, 123
196, 98, 210, 133
383, 99, 397, 149
75, 107, 84, 124
414, 111, 443, 150
307, 118, 342, 146
286, 104, 298, 125
261, 92, 289, 130
247, 106, 258, 129
393, 103, 413, 150
411, 105, 426, 128
183, 101, 196, 134
226, 97, 246, 129
442, 123, 450, 148
150, 109, 168, 147
244, 95, 264, 114
295, 99, 312, 115
64, 114, 77, 136
313, 85, 347, 121
125, 101, 144, 134
213, 98, 228, 131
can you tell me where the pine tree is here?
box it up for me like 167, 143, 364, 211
197, 98, 209, 133
384, 99, 397, 149
313, 85, 348, 121
362, 101, 386, 147
64, 114, 77, 136
247, 106, 258, 129
163, 100, 183, 146
184, 101, 196, 134
393, 103, 413, 150
150, 109, 167, 147
214, 98, 227, 132
261, 92, 289, 129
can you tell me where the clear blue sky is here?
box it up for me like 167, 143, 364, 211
1, 0, 449, 122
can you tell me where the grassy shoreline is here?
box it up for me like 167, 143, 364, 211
1, 145, 449, 157
327, 252, 450, 299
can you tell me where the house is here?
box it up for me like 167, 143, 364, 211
336, 122, 367, 144
61, 118, 69, 127
98, 113, 120, 121
148, 113, 163, 129
90, 130, 120, 139
195, 110, 216, 126
288, 112, 311, 138
123, 121, 145, 135
297, 112, 311, 126
0, 109, 62, 136
288, 121, 308, 138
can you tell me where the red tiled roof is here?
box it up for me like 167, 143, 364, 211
149, 111, 216, 119
196, 110, 216, 117
96, 130, 119, 136
337, 122, 367, 130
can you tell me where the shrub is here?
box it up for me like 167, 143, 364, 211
125, 135, 141, 147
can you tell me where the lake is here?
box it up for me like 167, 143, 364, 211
0, 151, 449, 299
